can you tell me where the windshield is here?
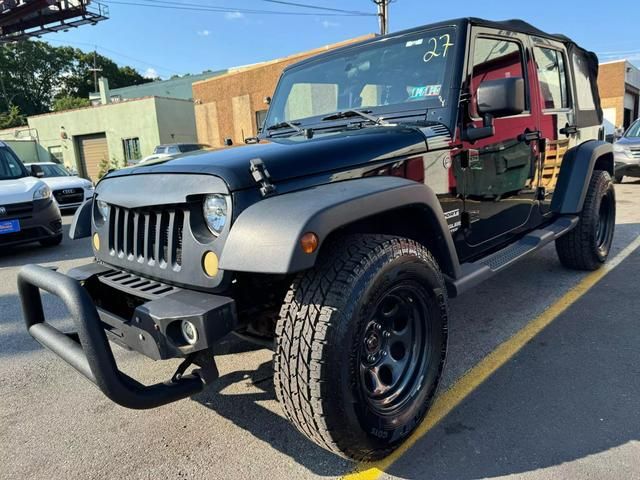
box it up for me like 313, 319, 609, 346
38, 164, 71, 177
0, 148, 28, 180
624, 121, 640, 138
265, 27, 456, 130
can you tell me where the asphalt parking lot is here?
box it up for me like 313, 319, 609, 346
1, 183, 639, 480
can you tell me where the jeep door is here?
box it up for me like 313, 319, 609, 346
530, 37, 575, 215
460, 29, 540, 248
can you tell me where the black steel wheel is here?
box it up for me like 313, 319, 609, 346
274, 235, 448, 461
556, 170, 616, 270
359, 285, 432, 415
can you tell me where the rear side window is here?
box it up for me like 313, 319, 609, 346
534, 47, 570, 110
572, 52, 596, 111
470, 37, 527, 117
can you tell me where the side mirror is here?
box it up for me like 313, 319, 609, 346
477, 77, 525, 117
30, 164, 44, 178
464, 77, 525, 142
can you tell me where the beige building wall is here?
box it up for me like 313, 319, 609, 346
26, 97, 197, 177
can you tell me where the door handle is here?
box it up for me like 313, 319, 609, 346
559, 124, 578, 136
518, 129, 541, 144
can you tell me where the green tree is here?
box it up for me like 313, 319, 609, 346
0, 105, 26, 129
60, 51, 153, 99
0, 40, 155, 117
52, 95, 91, 111
0, 41, 75, 116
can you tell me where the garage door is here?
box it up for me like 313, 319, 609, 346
77, 133, 109, 182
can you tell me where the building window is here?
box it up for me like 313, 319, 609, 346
48, 145, 63, 164
255, 109, 268, 132
534, 47, 569, 110
122, 137, 141, 162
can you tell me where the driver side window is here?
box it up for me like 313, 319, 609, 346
470, 37, 527, 117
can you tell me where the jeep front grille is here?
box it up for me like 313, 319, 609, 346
108, 206, 184, 269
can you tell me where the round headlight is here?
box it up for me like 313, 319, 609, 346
203, 194, 228, 236
96, 199, 110, 221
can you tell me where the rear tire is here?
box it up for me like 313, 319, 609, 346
555, 170, 615, 270
273, 235, 448, 461
40, 233, 63, 247
614, 173, 624, 184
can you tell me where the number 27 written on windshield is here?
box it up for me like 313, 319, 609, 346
423, 34, 454, 63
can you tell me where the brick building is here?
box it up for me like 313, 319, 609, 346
192, 35, 374, 147
598, 59, 640, 134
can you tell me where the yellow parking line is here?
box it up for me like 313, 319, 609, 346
344, 236, 640, 480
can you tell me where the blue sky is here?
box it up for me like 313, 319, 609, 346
44, 0, 640, 79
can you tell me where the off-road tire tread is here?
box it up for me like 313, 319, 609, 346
555, 170, 613, 270
273, 234, 447, 460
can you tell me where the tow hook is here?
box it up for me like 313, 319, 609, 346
171, 350, 219, 385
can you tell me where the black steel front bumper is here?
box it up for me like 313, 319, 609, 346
17, 263, 237, 409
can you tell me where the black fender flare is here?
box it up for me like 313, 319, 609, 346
218, 177, 460, 276
69, 198, 93, 240
551, 140, 614, 215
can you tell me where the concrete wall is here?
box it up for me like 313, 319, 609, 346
154, 97, 198, 145
27, 97, 196, 173
0, 138, 50, 164
192, 35, 375, 147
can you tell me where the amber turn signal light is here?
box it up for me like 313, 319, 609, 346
92, 233, 100, 251
300, 232, 319, 254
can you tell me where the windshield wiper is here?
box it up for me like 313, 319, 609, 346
266, 121, 302, 133
321, 109, 388, 125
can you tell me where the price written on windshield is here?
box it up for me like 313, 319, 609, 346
423, 34, 454, 63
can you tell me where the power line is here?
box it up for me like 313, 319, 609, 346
252, 0, 373, 15
44, 37, 183, 75
101, 0, 375, 16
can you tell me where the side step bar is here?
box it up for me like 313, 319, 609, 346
448, 216, 579, 297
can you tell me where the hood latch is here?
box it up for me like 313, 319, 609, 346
250, 158, 276, 197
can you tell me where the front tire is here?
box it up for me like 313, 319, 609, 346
273, 235, 448, 461
555, 170, 616, 270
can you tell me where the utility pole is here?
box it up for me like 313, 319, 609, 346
88, 49, 103, 93
373, 0, 390, 35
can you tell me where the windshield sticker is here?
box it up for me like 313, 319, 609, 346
423, 34, 454, 62
410, 85, 442, 98
405, 38, 424, 47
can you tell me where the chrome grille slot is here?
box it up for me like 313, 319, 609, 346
108, 205, 185, 270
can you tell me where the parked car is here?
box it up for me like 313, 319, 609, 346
0, 142, 62, 247
138, 143, 209, 164
613, 118, 640, 182
18, 18, 615, 461
25, 162, 94, 211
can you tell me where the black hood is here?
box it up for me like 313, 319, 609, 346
107, 126, 431, 191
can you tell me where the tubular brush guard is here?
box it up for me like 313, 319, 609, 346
17, 264, 205, 409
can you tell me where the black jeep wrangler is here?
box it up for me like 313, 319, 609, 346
18, 18, 615, 461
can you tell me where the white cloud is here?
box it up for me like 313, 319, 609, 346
197, 29, 210, 36
321, 20, 340, 28
143, 68, 159, 79
225, 11, 245, 20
